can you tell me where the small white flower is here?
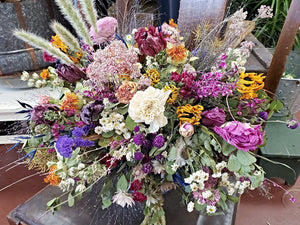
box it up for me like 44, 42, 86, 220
75, 184, 86, 193
32, 72, 40, 80
112, 190, 135, 208
152, 160, 165, 174
77, 163, 85, 170
125, 34, 132, 41
123, 132, 131, 139
227, 187, 235, 196
21, 71, 30, 81
27, 79, 35, 87
171, 163, 179, 172
206, 205, 216, 214
254, 170, 262, 176
190, 183, 198, 192
94, 126, 103, 134
35, 80, 43, 88
187, 201, 195, 212
146, 195, 158, 207
103, 98, 110, 106
212, 173, 222, 178
131, 28, 138, 35
202, 190, 213, 199
99, 118, 109, 125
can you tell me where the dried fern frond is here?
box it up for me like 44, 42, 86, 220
14, 29, 74, 64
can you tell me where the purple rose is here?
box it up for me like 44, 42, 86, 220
201, 107, 226, 127
134, 25, 167, 57
30, 104, 59, 125
214, 121, 265, 152
56, 64, 86, 84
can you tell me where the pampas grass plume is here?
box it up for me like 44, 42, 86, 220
78, 0, 98, 34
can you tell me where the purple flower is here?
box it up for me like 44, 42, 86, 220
56, 135, 74, 158
135, 152, 144, 161
56, 64, 86, 84
72, 127, 85, 137
214, 121, 265, 152
74, 137, 95, 148
153, 135, 165, 149
258, 111, 268, 121
30, 104, 59, 125
287, 119, 299, 129
134, 25, 167, 57
133, 134, 145, 146
80, 100, 104, 124
202, 107, 226, 127
134, 126, 140, 133
142, 163, 153, 174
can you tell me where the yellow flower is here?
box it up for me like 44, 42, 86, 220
163, 85, 179, 104
60, 92, 79, 111
44, 165, 60, 186
168, 19, 178, 28
167, 44, 188, 63
177, 104, 204, 125
144, 68, 160, 85
40, 69, 49, 80
237, 72, 265, 99
69, 51, 83, 64
51, 34, 68, 53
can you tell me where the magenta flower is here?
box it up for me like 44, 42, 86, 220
214, 121, 265, 152
89, 17, 117, 44
201, 107, 226, 127
134, 25, 167, 57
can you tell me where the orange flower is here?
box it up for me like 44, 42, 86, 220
237, 72, 265, 99
168, 19, 178, 28
177, 104, 204, 125
51, 34, 68, 53
44, 165, 60, 186
69, 51, 83, 64
167, 45, 187, 63
144, 69, 160, 85
60, 92, 79, 111
40, 69, 49, 80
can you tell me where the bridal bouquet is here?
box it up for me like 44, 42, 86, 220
13, 0, 295, 224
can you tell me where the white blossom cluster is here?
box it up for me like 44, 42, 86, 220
94, 111, 130, 139
184, 170, 210, 191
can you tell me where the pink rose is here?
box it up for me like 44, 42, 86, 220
89, 17, 118, 44
179, 122, 194, 137
214, 121, 265, 152
201, 107, 226, 127
134, 25, 167, 57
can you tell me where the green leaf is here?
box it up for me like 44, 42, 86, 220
102, 197, 112, 209
100, 180, 113, 197
125, 115, 137, 131
228, 155, 241, 172
236, 150, 256, 166
149, 147, 158, 157
248, 173, 264, 188
98, 137, 111, 147
46, 197, 57, 207
218, 199, 228, 211
116, 105, 128, 115
117, 174, 128, 191
201, 154, 211, 167
68, 192, 75, 207
168, 146, 177, 161
239, 165, 251, 174
194, 201, 206, 211
227, 195, 240, 203
101, 130, 115, 138
221, 141, 236, 156
165, 161, 176, 175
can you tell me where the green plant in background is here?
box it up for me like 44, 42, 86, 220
230, 0, 300, 50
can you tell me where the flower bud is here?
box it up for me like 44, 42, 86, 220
179, 122, 194, 137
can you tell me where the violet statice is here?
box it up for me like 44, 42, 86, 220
74, 137, 95, 148
195, 71, 235, 99
86, 40, 141, 90
72, 127, 85, 137
153, 135, 165, 149
56, 135, 74, 158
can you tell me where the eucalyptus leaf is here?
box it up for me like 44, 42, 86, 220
102, 197, 112, 209
194, 201, 206, 211
117, 174, 128, 191
226, 195, 240, 203
222, 141, 236, 156
125, 115, 137, 131
236, 150, 256, 166
228, 155, 241, 172
101, 130, 115, 138
68, 192, 75, 207
168, 146, 177, 161
165, 161, 176, 175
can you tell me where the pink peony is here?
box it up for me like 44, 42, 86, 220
179, 122, 194, 137
89, 17, 118, 44
134, 25, 167, 57
214, 121, 265, 152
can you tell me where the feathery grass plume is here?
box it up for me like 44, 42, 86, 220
51, 21, 81, 52
14, 29, 74, 64
54, 0, 93, 47
78, 0, 98, 34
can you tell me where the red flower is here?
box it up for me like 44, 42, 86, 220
133, 191, 147, 203
130, 180, 143, 191
134, 25, 167, 57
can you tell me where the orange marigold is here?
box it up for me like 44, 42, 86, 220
44, 165, 60, 186
177, 104, 204, 125
237, 72, 265, 99
168, 19, 178, 28
51, 34, 68, 53
60, 92, 79, 111
40, 69, 49, 80
167, 45, 187, 63
69, 51, 83, 64
163, 85, 179, 104
144, 69, 160, 85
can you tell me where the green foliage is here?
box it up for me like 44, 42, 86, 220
117, 174, 128, 191
125, 115, 137, 131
